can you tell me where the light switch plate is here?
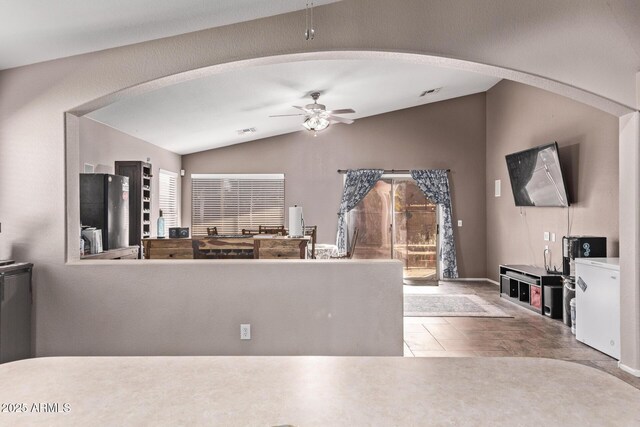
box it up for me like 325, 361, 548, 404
551, 233, 556, 242
457, 220, 463, 227
544, 232, 550, 241
494, 180, 501, 197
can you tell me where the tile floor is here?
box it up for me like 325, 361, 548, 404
403, 280, 640, 390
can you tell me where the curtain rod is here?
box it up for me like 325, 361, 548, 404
336, 169, 450, 174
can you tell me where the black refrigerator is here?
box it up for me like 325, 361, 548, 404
80, 174, 130, 251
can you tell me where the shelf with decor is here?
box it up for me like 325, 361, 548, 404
115, 161, 152, 258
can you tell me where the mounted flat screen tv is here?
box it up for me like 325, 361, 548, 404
505, 142, 570, 207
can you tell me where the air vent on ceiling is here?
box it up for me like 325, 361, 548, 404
236, 128, 256, 136
420, 87, 442, 97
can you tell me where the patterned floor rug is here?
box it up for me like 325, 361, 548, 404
404, 294, 512, 317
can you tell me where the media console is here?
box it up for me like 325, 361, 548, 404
499, 265, 563, 319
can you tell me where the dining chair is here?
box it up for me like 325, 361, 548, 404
331, 228, 359, 259
258, 225, 287, 235
304, 225, 318, 259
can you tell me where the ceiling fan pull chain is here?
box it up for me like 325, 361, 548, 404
305, 1, 315, 41
305, 2, 309, 40
310, 2, 315, 40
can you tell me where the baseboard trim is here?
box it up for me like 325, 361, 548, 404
618, 362, 640, 377
441, 278, 499, 285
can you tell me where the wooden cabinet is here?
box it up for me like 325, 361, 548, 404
115, 161, 152, 258
194, 237, 254, 259
143, 237, 310, 260
80, 246, 139, 260
143, 239, 194, 259
0, 263, 32, 364
253, 237, 308, 259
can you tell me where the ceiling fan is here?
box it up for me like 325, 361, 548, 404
269, 92, 356, 134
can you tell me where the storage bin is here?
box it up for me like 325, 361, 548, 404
500, 276, 510, 294
519, 283, 530, 302
530, 285, 541, 309
509, 280, 519, 298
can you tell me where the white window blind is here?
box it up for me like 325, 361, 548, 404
159, 169, 179, 235
191, 174, 285, 236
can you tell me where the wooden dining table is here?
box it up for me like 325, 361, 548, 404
143, 235, 310, 260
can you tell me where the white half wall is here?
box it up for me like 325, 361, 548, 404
35, 260, 404, 356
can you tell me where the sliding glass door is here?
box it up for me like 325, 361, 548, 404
348, 176, 439, 282
348, 180, 393, 260
392, 179, 439, 281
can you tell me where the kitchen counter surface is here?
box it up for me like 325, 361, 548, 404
0, 356, 638, 426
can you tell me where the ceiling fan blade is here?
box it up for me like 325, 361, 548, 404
292, 105, 310, 112
326, 108, 355, 115
269, 113, 306, 117
328, 115, 354, 125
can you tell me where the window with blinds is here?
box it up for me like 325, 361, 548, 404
191, 174, 285, 236
159, 169, 179, 235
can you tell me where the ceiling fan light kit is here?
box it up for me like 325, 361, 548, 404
302, 115, 330, 133
270, 91, 355, 135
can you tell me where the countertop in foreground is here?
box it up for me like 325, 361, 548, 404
0, 356, 638, 426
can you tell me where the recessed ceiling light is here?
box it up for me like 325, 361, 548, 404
236, 128, 256, 136
419, 87, 442, 97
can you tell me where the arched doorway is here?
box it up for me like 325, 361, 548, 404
63, 49, 639, 374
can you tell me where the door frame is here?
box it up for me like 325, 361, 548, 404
388, 174, 441, 284
347, 173, 441, 282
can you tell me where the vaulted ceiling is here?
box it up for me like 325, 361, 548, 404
0, 0, 340, 70
87, 58, 500, 154
7, 0, 638, 154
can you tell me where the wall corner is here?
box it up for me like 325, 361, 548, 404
636, 72, 639, 110
619, 111, 640, 373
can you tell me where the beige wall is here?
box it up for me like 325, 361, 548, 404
183, 94, 488, 278
36, 260, 403, 357
79, 117, 183, 235
486, 80, 619, 281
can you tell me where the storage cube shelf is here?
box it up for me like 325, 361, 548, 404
115, 161, 152, 258
499, 265, 563, 319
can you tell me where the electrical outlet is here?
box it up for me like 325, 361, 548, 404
543, 232, 550, 241
240, 324, 251, 340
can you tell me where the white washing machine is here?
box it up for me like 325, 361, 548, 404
574, 258, 620, 359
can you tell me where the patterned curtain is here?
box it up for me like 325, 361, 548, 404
410, 170, 458, 278
336, 169, 384, 254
